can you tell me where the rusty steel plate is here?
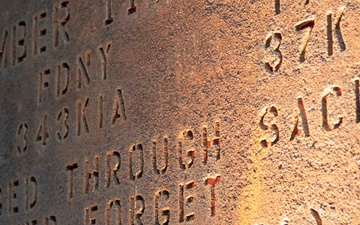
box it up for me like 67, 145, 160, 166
1, 0, 360, 224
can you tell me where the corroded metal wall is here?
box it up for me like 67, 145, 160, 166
0, 0, 359, 224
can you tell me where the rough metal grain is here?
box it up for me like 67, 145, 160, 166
0, 0, 359, 224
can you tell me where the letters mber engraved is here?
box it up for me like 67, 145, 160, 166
1, 0, 360, 225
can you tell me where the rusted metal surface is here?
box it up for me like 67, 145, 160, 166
0, 0, 360, 224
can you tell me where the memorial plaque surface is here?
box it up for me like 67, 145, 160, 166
0, 0, 360, 224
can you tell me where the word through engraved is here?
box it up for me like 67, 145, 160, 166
62, 119, 222, 224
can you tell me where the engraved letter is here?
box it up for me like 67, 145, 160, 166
155, 189, 170, 225
321, 86, 343, 131
16, 123, 28, 155
33, 11, 48, 55
84, 205, 98, 225
35, 113, 49, 146
105, 199, 121, 225
84, 156, 99, 194
14, 21, 27, 64
205, 175, 221, 216
179, 181, 195, 222
290, 96, 310, 140
25, 176, 37, 211
178, 130, 195, 170
53, 1, 70, 48
77, 51, 91, 89
66, 162, 79, 199
259, 105, 279, 147
327, 7, 346, 56
129, 194, 145, 225
152, 136, 169, 175
56, 107, 69, 141
105, 150, 121, 187
56, 62, 70, 97
9, 180, 19, 214
355, 78, 360, 123
45, 216, 57, 225
0, 28, 10, 68
76, 98, 90, 136
38, 69, 51, 104
111, 88, 127, 125
264, 32, 282, 73
201, 121, 221, 163
98, 42, 111, 80
295, 18, 315, 62
129, 144, 144, 180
